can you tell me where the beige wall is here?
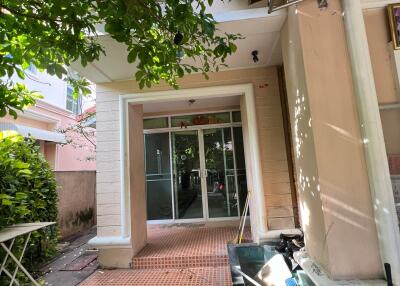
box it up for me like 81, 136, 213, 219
55, 171, 96, 239
380, 108, 400, 155
281, 5, 330, 273
282, 0, 382, 280
95, 67, 297, 250
364, 8, 400, 171
364, 8, 398, 105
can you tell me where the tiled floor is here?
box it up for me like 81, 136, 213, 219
79, 267, 232, 286
80, 224, 251, 286
133, 224, 251, 269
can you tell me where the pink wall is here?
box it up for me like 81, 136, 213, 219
0, 100, 95, 171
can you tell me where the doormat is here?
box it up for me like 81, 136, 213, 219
61, 253, 97, 271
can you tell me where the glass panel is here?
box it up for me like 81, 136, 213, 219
144, 117, 168, 129
172, 130, 203, 219
145, 133, 173, 220
203, 128, 238, 218
232, 111, 242, 122
171, 112, 230, 128
233, 127, 248, 215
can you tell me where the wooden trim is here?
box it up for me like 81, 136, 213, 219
277, 66, 300, 228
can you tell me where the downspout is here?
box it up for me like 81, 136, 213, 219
341, 0, 400, 284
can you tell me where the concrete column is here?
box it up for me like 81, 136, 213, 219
128, 104, 147, 255
341, 0, 400, 283
282, 0, 383, 280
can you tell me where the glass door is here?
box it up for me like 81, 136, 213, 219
145, 120, 248, 221
201, 128, 239, 218
144, 133, 173, 220
172, 130, 204, 219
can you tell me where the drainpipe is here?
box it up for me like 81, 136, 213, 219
341, 0, 400, 284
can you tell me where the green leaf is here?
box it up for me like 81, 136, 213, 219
15, 192, 28, 200
17, 169, 32, 175
127, 49, 138, 63
2, 199, 13, 206
14, 161, 30, 169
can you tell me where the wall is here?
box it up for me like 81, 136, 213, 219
55, 171, 96, 239
281, 0, 382, 280
364, 8, 400, 172
95, 66, 297, 246
8, 70, 96, 111
0, 101, 96, 171
281, 6, 330, 273
364, 8, 398, 105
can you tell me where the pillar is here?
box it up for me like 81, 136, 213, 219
281, 0, 383, 280
341, 0, 400, 283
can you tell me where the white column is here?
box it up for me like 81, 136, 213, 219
341, 0, 400, 284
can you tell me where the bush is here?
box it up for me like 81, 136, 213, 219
0, 131, 59, 282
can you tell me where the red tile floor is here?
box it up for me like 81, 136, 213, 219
80, 224, 251, 286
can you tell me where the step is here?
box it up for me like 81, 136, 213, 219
132, 254, 228, 269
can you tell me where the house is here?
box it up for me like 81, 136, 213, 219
73, 0, 400, 284
0, 67, 96, 171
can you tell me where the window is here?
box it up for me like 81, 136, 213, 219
171, 112, 230, 128
143, 117, 168, 129
66, 85, 82, 115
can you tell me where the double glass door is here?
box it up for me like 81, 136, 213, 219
145, 127, 247, 221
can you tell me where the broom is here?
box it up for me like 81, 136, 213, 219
232, 190, 251, 244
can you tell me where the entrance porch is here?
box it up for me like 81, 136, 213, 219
81, 224, 251, 286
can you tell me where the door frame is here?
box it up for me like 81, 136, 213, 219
120, 83, 267, 242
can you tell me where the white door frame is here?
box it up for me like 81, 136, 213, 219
118, 83, 267, 245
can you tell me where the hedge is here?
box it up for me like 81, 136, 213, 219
0, 131, 59, 284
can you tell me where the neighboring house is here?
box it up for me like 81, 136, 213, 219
73, 0, 400, 284
0, 66, 96, 171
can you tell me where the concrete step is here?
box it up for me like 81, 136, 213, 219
132, 254, 228, 269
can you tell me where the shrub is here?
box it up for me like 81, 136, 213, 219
0, 131, 59, 282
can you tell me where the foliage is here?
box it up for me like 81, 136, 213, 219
0, 0, 241, 117
0, 131, 58, 283
58, 111, 96, 161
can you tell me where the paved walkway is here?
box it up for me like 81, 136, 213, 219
80, 224, 251, 286
41, 228, 98, 286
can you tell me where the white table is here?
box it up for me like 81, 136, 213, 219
0, 222, 56, 286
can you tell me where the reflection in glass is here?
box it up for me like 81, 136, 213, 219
172, 131, 203, 219
232, 111, 242, 122
203, 128, 238, 218
144, 117, 168, 129
233, 127, 247, 215
145, 133, 173, 220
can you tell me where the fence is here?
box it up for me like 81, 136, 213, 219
55, 171, 96, 240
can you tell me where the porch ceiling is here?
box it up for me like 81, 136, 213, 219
71, 7, 287, 84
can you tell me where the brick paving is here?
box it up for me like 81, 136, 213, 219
80, 224, 251, 286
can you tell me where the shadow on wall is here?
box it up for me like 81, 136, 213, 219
55, 171, 96, 240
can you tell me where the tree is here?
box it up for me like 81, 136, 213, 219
0, 0, 240, 118
58, 110, 96, 161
